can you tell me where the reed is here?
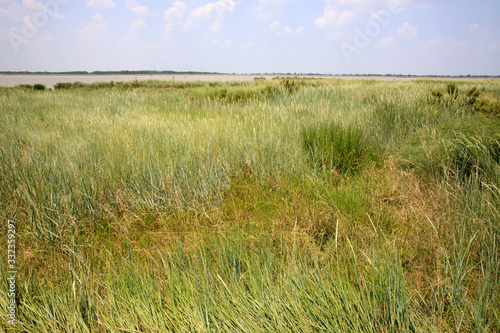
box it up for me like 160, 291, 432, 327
1, 78, 499, 331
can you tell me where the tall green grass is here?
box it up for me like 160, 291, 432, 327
1, 78, 499, 332
1, 230, 423, 332
301, 122, 376, 176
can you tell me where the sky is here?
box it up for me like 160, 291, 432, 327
0, 0, 499, 75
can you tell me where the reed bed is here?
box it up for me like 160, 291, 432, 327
1, 78, 499, 332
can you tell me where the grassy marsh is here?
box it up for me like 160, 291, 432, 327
1, 78, 499, 332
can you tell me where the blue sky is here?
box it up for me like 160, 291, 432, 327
1, 0, 499, 75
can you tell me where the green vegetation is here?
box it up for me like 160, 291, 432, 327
399, 116, 500, 180
301, 122, 375, 176
1, 78, 499, 332
14, 83, 47, 91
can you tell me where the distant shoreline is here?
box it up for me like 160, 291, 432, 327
1, 73, 498, 89
1, 70, 498, 78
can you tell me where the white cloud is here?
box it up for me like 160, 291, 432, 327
253, 0, 293, 19
269, 21, 280, 29
468, 24, 500, 51
118, 18, 147, 46
0, 2, 23, 24
423, 37, 445, 50
376, 36, 396, 48
78, 13, 108, 42
469, 23, 480, 32
163, 22, 172, 38
126, 0, 150, 17
165, 1, 187, 20
315, 0, 415, 29
131, 18, 146, 30
3, 0, 65, 21
398, 22, 418, 38
315, 4, 355, 27
183, 17, 194, 31
315, 4, 334, 27
22, 0, 44, 11
337, 11, 356, 26
189, 0, 235, 20
212, 39, 232, 47
284, 26, 304, 35
184, 0, 236, 32
21, 14, 36, 33
86, 0, 115, 10
163, 1, 187, 38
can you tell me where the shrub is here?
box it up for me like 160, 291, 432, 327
447, 83, 458, 100
16, 84, 33, 90
301, 122, 375, 175
465, 86, 480, 105
54, 82, 72, 90
54, 81, 88, 90
281, 78, 301, 94
428, 89, 444, 105
33, 83, 46, 91
431, 89, 443, 99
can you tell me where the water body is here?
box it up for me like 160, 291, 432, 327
0, 74, 413, 89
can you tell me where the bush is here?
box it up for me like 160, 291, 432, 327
281, 78, 301, 94
430, 89, 443, 101
465, 86, 481, 105
54, 81, 88, 90
54, 82, 72, 90
15, 83, 47, 91
15, 84, 33, 90
301, 122, 375, 175
447, 83, 459, 100
33, 83, 46, 90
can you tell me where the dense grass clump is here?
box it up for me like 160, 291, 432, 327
301, 122, 375, 175
1, 78, 500, 332
398, 116, 500, 181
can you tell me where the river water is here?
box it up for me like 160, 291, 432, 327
0, 74, 413, 89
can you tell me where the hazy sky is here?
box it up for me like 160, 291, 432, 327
1, 0, 499, 75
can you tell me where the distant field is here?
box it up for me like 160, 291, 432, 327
1, 78, 499, 332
